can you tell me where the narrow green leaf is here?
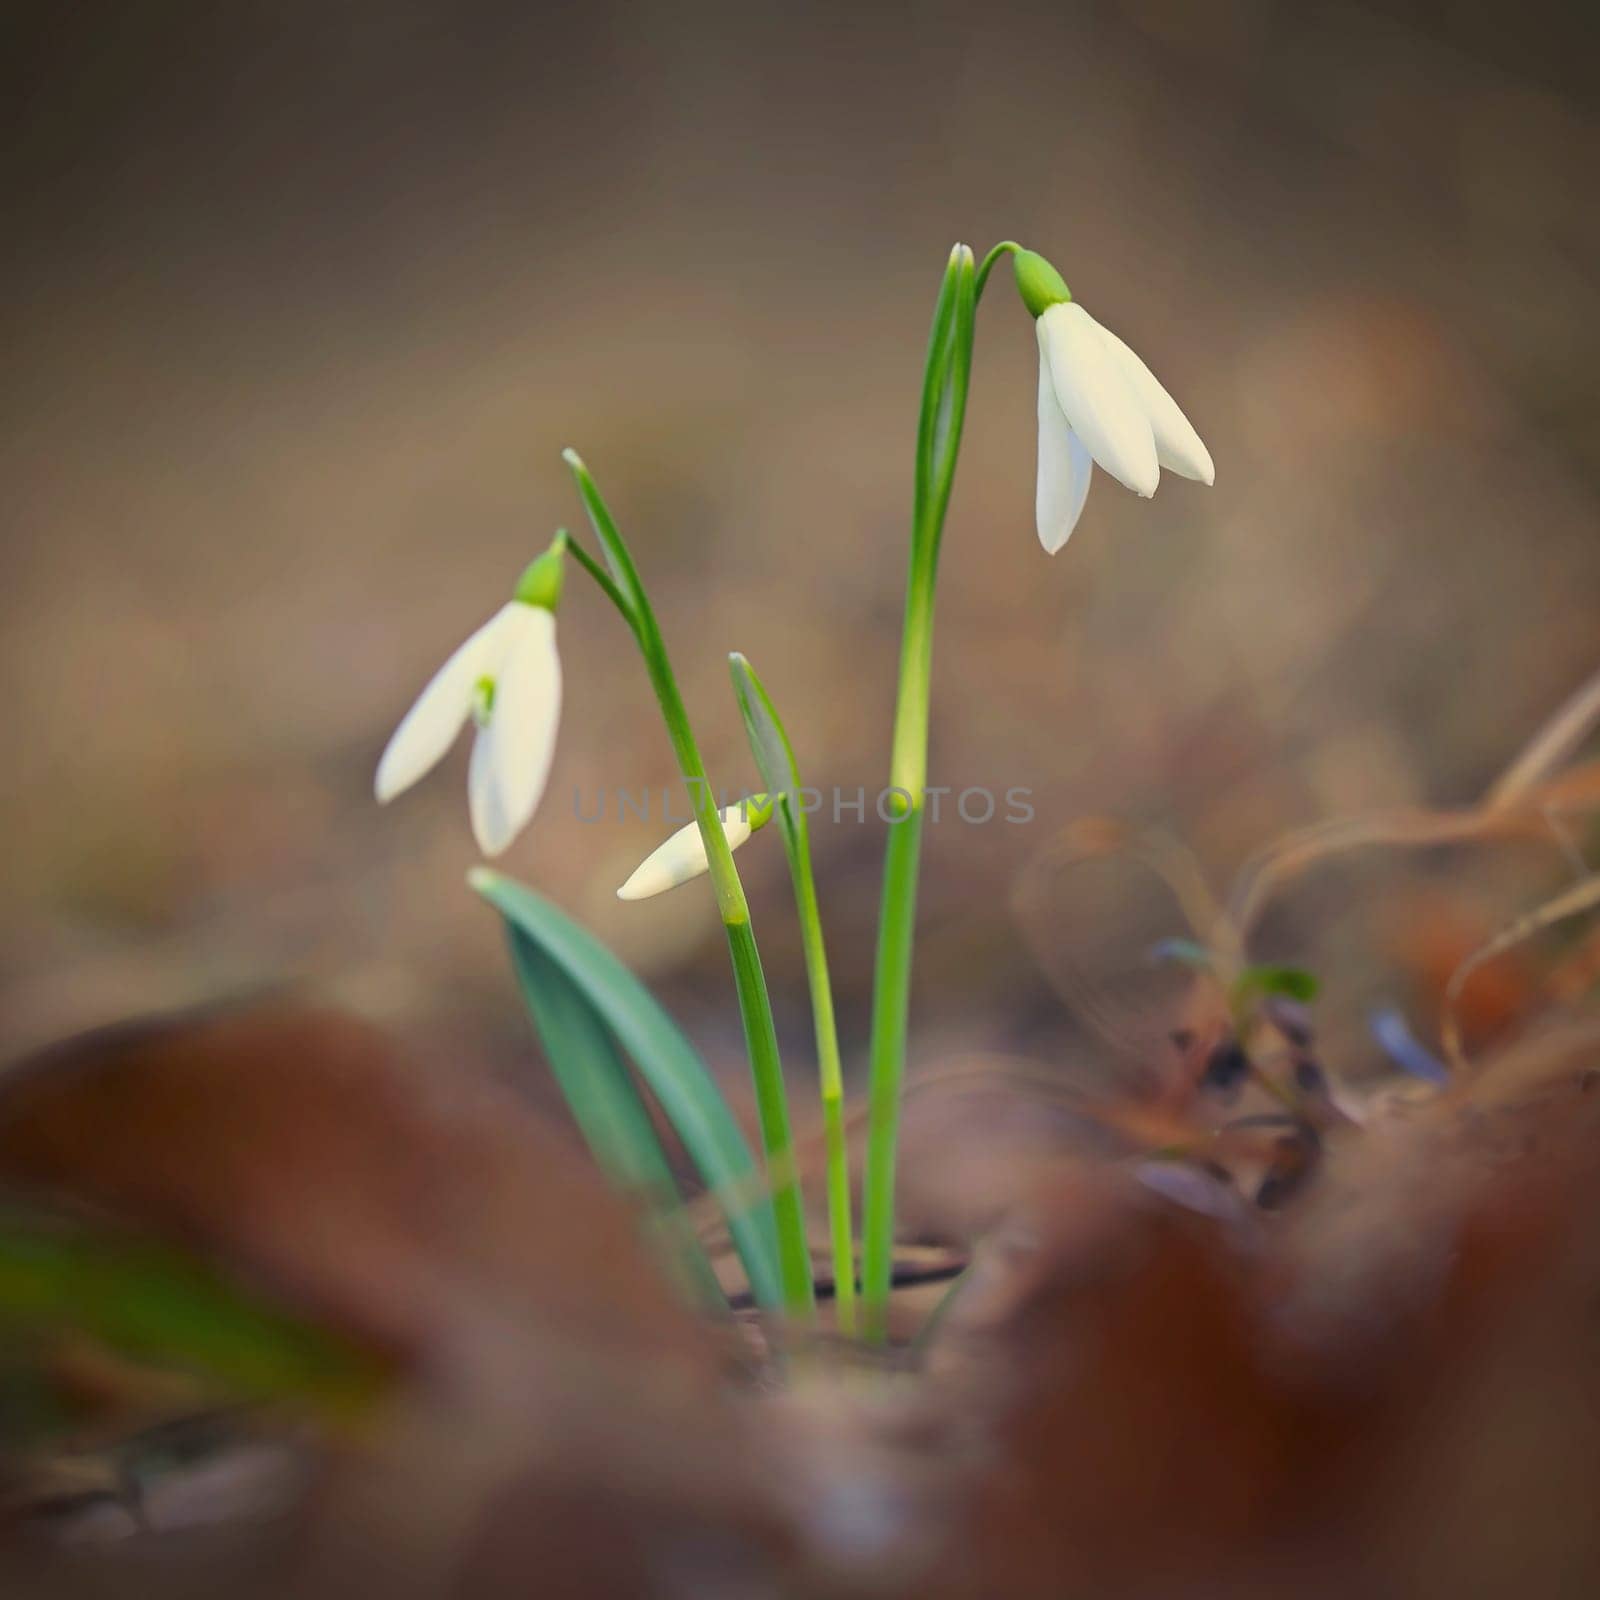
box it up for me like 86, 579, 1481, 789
863, 244, 978, 1340
563, 449, 648, 620
557, 455, 813, 1317
728, 651, 858, 1333
0, 1210, 390, 1420
503, 927, 727, 1311
917, 244, 977, 555
913, 248, 966, 532
566, 536, 639, 636
728, 652, 803, 855
471, 869, 784, 1311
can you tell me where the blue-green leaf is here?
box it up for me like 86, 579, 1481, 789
471, 869, 783, 1310
502, 928, 727, 1311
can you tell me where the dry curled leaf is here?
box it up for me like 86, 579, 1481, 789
912, 1058, 1600, 1598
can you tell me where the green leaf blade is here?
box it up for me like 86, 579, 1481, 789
503, 927, 727, 1311
728, 652, 805, 857
562, 449, 647, 619
471, 869, 784, 1311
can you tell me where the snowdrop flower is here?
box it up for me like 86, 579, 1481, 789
375, 535, 566, 857
1014, 249, 1213, 554
617, 797, 773, 901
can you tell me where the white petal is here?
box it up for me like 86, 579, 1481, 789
617, 803, 757, 901
473, 606, 561, 857
1090, 315, 1214, 485
468, 725, 515, 857
1035, 357, 1094, 554
375, 602, 523, 803
1038, 304, 1159, 497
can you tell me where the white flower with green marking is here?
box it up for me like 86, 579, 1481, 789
375, 537, 566, 857
617, 798, 771, 901
1014, 250, 1213, 554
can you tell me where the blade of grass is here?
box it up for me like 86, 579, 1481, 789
471, 868, 784, 1311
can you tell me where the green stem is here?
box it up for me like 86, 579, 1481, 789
860, 243, 983, 1341
566, 539, 635, 633
727, 651, 853, 1335
974, 239, 1022, 298
564, 454, 814, 1318
790, 825, 856, 1334
861, 807, 923, 1340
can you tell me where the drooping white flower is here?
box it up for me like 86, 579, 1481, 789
616, 799, 769, 901
375, 540, 566, 858
1015, 249, 1213, 554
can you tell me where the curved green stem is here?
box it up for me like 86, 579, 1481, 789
566, 539, 636, 635
564, 456, 814, 1318
974, 239, 1022, 298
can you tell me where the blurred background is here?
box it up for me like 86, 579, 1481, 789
3, 0, 1597, 1108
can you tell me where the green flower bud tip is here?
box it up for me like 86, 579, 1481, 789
1013, 249, 1071, 318
513, 530, 568, 611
